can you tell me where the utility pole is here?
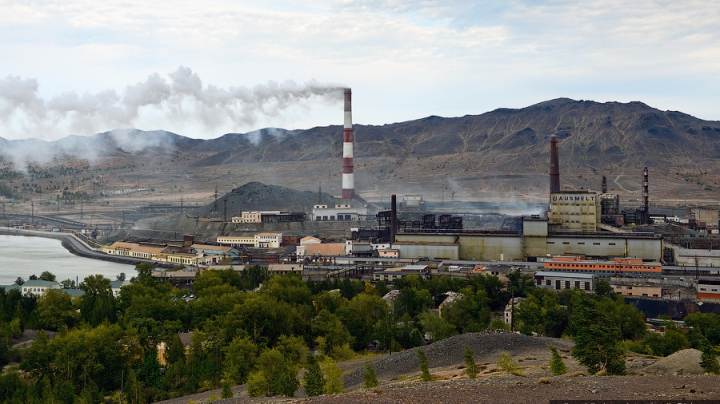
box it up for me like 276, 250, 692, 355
31, 200, 34, 224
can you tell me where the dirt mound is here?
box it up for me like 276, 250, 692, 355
644, 349, 705, 375
343, 330, 573, 388
192, 181, 338, 217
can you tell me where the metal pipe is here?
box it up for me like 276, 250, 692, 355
550, 135, 560, 195
342, 88, 354, 199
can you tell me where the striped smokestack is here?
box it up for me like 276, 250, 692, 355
550, 135, 560, 195
342, 88, 354, 199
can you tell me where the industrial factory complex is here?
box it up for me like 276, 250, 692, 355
4, 88, 720, 307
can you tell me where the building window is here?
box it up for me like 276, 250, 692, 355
593, 243, 600, 245
609, 243, 616, 245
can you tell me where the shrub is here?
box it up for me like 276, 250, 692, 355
464, 346, 478, 379
497, 351, 523, 376
321, 359, 345, 394
331, 343, 356, 361
247, 371, 269, 397
363, 363, 379, 388
221, 379, 233, 399
303, 354, 325, 397
548, 345, 567, 376
417, 350, 433, 382
700, 340, 720, 374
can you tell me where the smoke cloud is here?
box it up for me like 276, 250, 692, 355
0, 66, 346, 140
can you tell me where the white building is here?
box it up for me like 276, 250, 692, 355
217, 235, 255, 247
312, 204, 367, 221
21, 280, 61, 297
255, 233, 282, 248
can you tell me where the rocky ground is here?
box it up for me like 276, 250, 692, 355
155, 330, 720, 404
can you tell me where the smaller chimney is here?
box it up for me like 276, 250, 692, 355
643, 167, 649, 213
602, 175, 607, 193
390, 194, 397, 244
549, 135, 560, 195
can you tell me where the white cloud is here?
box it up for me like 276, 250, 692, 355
0, 0, 720, 140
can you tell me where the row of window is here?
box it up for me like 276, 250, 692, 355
315, 215, 354, 221
537, 279, 591, 291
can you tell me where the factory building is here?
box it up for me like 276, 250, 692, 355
548, 191, 600, 232
395, 217, 663, 262
313, 204, 368, 221
231, 211, 305, 223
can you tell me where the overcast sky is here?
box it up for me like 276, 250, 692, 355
1, 0, 719, 141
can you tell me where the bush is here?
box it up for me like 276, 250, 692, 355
363, 363, 379, 388
497, 351, 523, 376
221, 379, 233, 399
417, 350, 433, 382
303, 354, 325, 397
321, 359, 345, 394
331, 343, 356, 361
247, 371, 269, 397
700, 340, 720, 374
464, 346, 478, 378
548, 345, 567, 376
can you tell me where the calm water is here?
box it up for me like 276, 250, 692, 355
0, 235, 133, 285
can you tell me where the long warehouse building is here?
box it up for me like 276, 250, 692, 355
394, 217, 663, 262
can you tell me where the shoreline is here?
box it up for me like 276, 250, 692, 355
0, 227, 159, 267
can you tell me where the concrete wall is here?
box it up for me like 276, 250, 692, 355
395, 232, 663, 262
395, 244, 459, 260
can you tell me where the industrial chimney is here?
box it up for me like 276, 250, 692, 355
549, 135, 560, 195
342, 89, 354, 200
643, 166, 649, 213
602, 175, 607, 194
390, 194, 397, 244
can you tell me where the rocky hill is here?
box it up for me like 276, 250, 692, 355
2, 99, 720, 202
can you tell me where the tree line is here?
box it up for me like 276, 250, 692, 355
0, 265, 718, 403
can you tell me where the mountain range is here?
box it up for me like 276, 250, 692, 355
2, 98, 719, 202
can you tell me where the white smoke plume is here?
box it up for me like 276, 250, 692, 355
0, 66, 346, 139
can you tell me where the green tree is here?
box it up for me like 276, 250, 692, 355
497, 351, 523, 376
221, 378, 233, 399
303, 354, 325, 396
223, 336, 258, 384
548, 345, 567, 376
79, 274, 117, 326
312, 309, 354, 356
256, 349, 299, 397
442, 288, 491, 333
700, 339, 720, 374
418, 312, 457, 343
570, 298, 626, 375
38, 271, 56, 282
417, 349, 432, 381
321, 358, 345, 394
464, 346, 477, 378
363, 362, 379, 388
37, 288, 77, 330
247, 371, 270, 397
594, 279, 614, 297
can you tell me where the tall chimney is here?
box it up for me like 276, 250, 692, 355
341, 88, 354, 200
643, 166, 649, 213
390, 194, 397, 244
602, 175, 607, 193
549, 135, 560, 195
